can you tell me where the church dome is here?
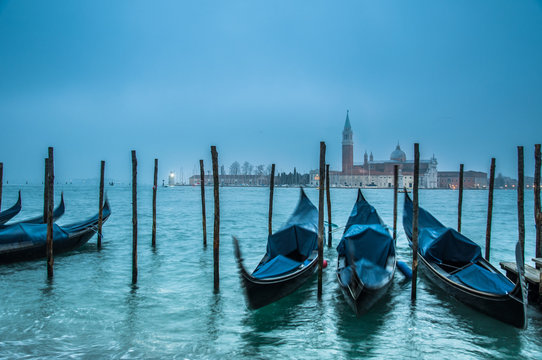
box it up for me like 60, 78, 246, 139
390, 143, 406, 162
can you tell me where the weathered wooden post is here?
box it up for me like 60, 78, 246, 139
534, 144, 541, 258
200, 160, 207, 247
268, 163, 275, 236
131, 150, 138, 284
485, 158, 495, 261
326, 164, 332, 247
152, 158, 158, 248
412, 143, 420, 301
43, 158, 49, 222
393, 164, 399, 242
97, 160, 105, 250
318, 142, 326, 299
0, 162, 3, 211
46, 147, 54, 278
458, 163, 464, 232
518, 146, 525, 263
211, 146, 220, 292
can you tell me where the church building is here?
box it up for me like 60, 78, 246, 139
311, 111, 438, 188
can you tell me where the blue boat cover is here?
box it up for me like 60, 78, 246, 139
0, 191, 22, 225
337, 190, 394, 288
450, 263, 514, 295
338, 224, 394, 268
418, 227, 482, 264
339, 258, 391, 288
265, 189, 318, 260
402, 191, 444, 240
0, 223, 69, 246
343, 190, 385, 230
252, 255, 302, 279
403, 194, 482, 264
253, 188, 318, 279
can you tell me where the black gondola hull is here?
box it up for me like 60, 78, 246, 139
418, 255, 525, 328
335, 190, 396, 316
337, 256, 394, 316
338, 277, 393, 316
239, 255, 318, 310
0, 228, 97, 264
0, 200, 110, 264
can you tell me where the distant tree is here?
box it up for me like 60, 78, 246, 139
220, 165, 226, 176
248, 164, 254, 176
242, 161, 251, 175
266, 164, 273, 176
256, 164, 265, 175
230, 161, 240, 175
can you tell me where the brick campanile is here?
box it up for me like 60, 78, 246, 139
342, 110, 353, 173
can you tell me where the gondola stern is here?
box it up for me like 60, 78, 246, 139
232, 237, 254, 284
232, 236, 264, 310
356, 188, 365, 202
102, 195, 112, 219
53, 192, 66, 220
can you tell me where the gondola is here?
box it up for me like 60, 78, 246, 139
0, 198, 111, 264
233, 188, 318, 309
0, 191, 22, 225
2, 192, 65, 227
403, 192, 527, 328
336, 189, 396, 315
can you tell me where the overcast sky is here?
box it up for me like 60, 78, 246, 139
1, 0, 541, 184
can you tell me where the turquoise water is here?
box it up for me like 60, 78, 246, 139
0, 185, 541, 359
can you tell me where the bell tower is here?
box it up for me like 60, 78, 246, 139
342, 110, 353, 173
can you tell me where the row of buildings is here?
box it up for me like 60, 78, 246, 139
187, 111, 493, 189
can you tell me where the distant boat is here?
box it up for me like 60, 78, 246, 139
109, 181, 114, 186
233, 188, 318, 309
398, 189, 411, 193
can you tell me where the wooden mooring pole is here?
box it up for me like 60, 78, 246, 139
269, 163, 275, 236
485, 158, 495, 261
393, 164, 399, 242
0, 162, 3, 211
152, 158, 158, 248
534, 144, 541, 258
211, 146, 220, 292
43, 158, 49, 222
97, 160, 105, 250
411, 143, 420, 301
326, 164, 332, 248
317, 142, 326, 299
131, 150, 138, 284
200, 160, 207, 247
458, 163, 464, 232
518, 146, 525, 263
46, 147, 54, 278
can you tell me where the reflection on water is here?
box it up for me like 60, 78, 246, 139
0, 185, 540, 358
